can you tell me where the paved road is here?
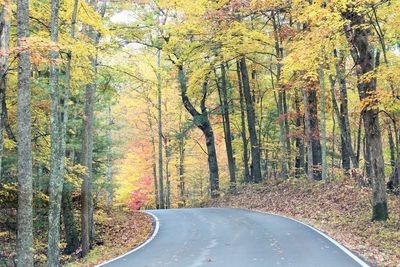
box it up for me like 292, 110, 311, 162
98, 208, 369, 267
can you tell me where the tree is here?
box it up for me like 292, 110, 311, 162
343, 7, 388, 221
178, 65, 220, 198
239, 57, 262, 183
47, 0, 63, 264
16, 0, 33, 264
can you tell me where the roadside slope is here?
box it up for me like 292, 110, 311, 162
207, 179, 400, 267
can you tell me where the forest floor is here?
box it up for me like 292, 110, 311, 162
0, 209, 152, 266
206, 178, 400, 267
66, 210, 153, 267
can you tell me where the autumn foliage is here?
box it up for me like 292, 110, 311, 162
126, 176, 153, 211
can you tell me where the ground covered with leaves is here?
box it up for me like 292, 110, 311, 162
0, 208, 152, 267
66, 210, 153, 267
207, 178, 400, 267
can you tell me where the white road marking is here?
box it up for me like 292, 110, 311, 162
252, 209, 370, 267
95, 211, 160, 267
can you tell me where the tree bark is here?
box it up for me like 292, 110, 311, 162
16, 0, 33, 264
0, 1, 11, 177
239, 57, 261, 183
236, 61, 250, 183
81, 0, 107, 255
178, 128, 185, 207
177, 65, 219, 197
343, 10, 388, 221
146, 97, 159, 209
307, 88, 322, 180
47, 0, 63, 264
61, 181, 79, 254
217, 64, 236, 189
164, 138, 171, 209
294, 91, 305, 177
302, 88, 314, 180
156, 48, 164, 209
319, 66, 327, 180
105, 103, 113, 208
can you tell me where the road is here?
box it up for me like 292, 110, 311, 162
98, 208, 369, 267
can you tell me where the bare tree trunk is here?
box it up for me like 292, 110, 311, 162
178, 129, 185, 207
294, 91, 305, 177
62, 181, 79, 254
16, 0, 33, 264
164, 138, 171, 209
61, 0, 79, 256
319, 66, 327, 180
302, 88, 314, 180
307, 88, 322, 180
156, 48, 164, 209
81, 1, 107, 254
0, 1, 11, 177
277, 90, 288, 179
236, 61, 250, 183
47, 0, 63, 264
146, 97, 159, 209
240, 57, 261, 183
216, 64, 236, 189
105, 103, 113, 208
273, 11, 289, 179
178, 65, 219, 197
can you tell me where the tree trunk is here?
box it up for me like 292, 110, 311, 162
16, 0, 33, 264
294, 91, 305, 177
178, 65, 219, 197
239, 57, 261, 183
164, 138, 170, 209
277, 90, 288, 179
178, 131, 185, 207
0, 1, 11, 177
146, 97, 159, 209
105, 103, 113, 208
217, 64, 236, 189
156, 49, 164, 209
81, 1, 107, 254
61, 181, 79, 254
236, 61, 250, 183
344, 10, 388, 221
334, 52, 358, 169
47, 0, 63, 264
60, 0, 79, 256
319, 66, 327, 180
302, 88, 314, 180
307, 88, 322, 180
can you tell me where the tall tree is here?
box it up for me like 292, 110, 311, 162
236, 61, 250, 183
157, 48, 164, 209
178, 65, 219, 197
47, 0, 63, 264
16, 0, 33, 264
216, 64, 236, 189
0, 1, 11, 177
81, 0, 107, 255
61, 0, 79, 255
239, 57, 262, 183
343, 7, 388, 220
319, 66, 327, 180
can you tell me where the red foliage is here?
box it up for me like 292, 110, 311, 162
126, 176, 152, 211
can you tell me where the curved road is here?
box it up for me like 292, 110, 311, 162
98, 208, 369, 267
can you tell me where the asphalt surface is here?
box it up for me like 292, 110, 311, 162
99, 208, 369, 267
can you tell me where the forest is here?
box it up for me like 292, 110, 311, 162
0, 0, 400, 266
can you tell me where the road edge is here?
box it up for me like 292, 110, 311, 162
249, 208, 370, 267
95, 211, 160, 267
